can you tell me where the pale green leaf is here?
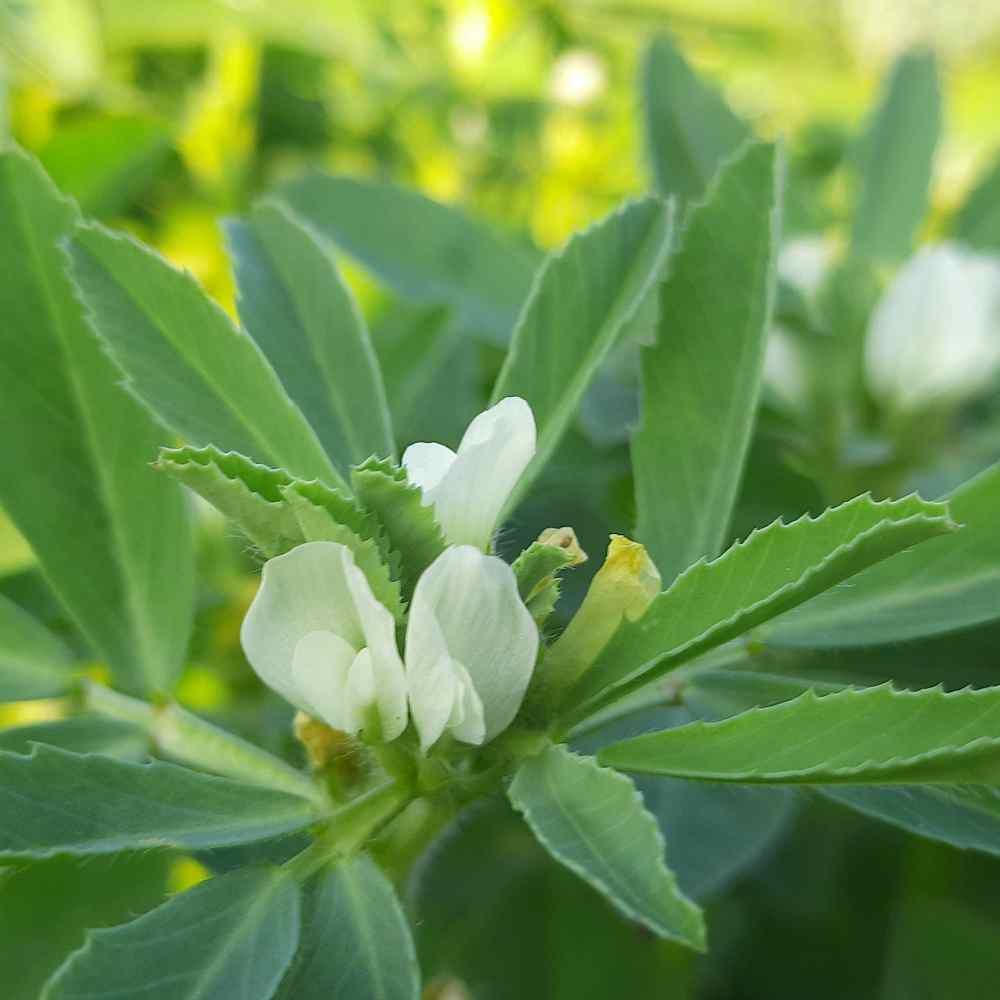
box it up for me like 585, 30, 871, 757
508, 745, 705, 950
66, 220, 342, 487
0, 147, 193, 695
563, 494, 957, 721
953, 145, 1000, 250
0, 716, 147, 759
491, 198, 673, 508
277, 856, 419, 1000
277, 174, 540, 345
0, 744, 322, 860
851, 48, 940, 262
43, 866, 300, 1000
642, 34, 751, 203
0, 593, 75, 700
226, 201, 395, 474
634, 141, 782, 583
351, 458, 445, 601
155, 444, 303, 557
601, 683, 1000, 784
770, 462, 1000, 646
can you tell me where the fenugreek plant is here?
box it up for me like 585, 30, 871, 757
3, 35, 1000, 1000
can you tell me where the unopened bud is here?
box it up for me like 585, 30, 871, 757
536, 526, 588, 566
543, 534, 661, 694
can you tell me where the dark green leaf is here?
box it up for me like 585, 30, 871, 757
66, 221, 342, 487
508, 745, 705, 949
0, 147, 193, 695
0, 744, 322, 860
43, 866, 300, 1000
634, 141, 782, 583
0, 715, 147, 758
226, 201, 395, 475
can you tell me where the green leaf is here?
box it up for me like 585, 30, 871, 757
0, 716, 147, 759
0, 147, 194, 695
851, 48, 940, 262
563, 493, 957, 720
642, 34, 751, 203
770, 462, 1000, 646
226, 200, 395, 475
508, 745, 705, 950
0, 744, 322, 860
600, 683, 1000, 784
38, 115, 171, 217
66, 220, 342, 487
953, 145, 1000, 250
277, 174, 540, 345
491, 198, 673, 508
155, 445, 304, 557
0, 593, 75, 700
634, 141, 782, 583
351, 458, 445, 601
512, 539, 578, 611
1, 854, 171, 1000
43, 866, 300, 1000
684, 671, 1000, 860
820, 785, 1000, 858
277, 856, 419, 1000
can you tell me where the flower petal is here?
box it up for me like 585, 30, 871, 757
426, 397, 536, 549
402, 441, 457, 494
448, 660, 486, 745
291, 630, 356, 730
344, 560, 408, 741
407, 545, 538, 741
240, 542, 364, 710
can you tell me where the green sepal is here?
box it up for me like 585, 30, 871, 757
351, 457, 446, 601
512, 540, 578, 628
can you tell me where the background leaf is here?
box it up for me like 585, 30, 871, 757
634, 141, 782, 583
226, 200, 395, 474
491, 197, 673, 508
508, 745, 705, 949
0, 745, 322, 860
43, 866, 300, 1000
1, 854, 172, 1000
66, 221, 342, 487
0, 715, 147, 758
0, 148, 194, 695
601, 683, 1000, 784
642, 34, 751, 204
565, 494, 956, 719
277, 855, 419, 1000
0, 593, 75, 700
953, 146, 1000, 251
277, 174, 540, 345
769, 462, 1000, 646
850, 48, 941, 262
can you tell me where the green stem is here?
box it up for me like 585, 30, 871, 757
286, 780, 415, 881
81, 680, 326, 808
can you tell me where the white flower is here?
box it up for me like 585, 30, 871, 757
778, 236, 833, 300
402, 397, 536, 550
240, 542, 407, 741
405, 546, 538, 751
864, 243, 1000, 411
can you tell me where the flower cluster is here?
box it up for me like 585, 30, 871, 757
241, 398, 541, 751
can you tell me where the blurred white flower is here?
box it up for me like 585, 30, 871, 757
549, 50, 606, 107
405, 546, 538, 751
241, 542, 407, 742
764, 237, 834, 412
403, 397, 536, 550
864, 242, 1000, 411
